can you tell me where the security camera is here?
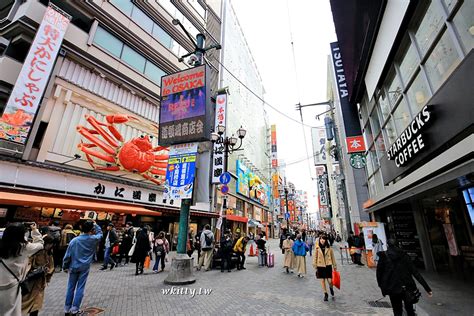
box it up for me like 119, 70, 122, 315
187, 54, 199, 66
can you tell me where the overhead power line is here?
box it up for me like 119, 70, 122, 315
208, 55, 325, 129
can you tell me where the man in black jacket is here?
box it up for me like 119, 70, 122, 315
100, 223, 118, 270
220, 230, 233, 272
376, 239, 433, 316
118, 222, 134, 265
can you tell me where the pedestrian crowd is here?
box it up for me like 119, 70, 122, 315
0, 220, 433, 316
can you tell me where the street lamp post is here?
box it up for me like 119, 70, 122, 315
211, 125, 246, 232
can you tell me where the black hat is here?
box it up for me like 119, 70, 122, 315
107, 223, 114, 227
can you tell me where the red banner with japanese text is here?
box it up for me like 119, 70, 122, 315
0, 5, 70, 144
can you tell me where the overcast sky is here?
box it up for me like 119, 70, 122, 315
230, 0, 337, 213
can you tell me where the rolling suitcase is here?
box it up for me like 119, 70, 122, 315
267, 249, 274, 268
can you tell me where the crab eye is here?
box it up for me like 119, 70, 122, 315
140, 135, 144, 139
149, 135, 153, 139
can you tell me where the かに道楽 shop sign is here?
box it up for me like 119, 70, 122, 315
0, 4, 70, 144
159, 65, 212, 146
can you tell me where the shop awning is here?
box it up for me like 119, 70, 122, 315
225, 215, 248, 223
248, 219, 263, 228
0, 190, 161, 216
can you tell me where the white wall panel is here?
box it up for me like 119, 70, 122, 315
57, 59, 159, 122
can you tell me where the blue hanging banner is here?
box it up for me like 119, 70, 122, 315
164, 143, 198, 200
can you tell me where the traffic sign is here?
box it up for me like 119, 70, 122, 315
221, 184, 229, 194
219, 172, 231, 184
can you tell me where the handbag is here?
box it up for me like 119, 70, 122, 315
0, 259, 45, 295
112, 244, 120, 255
403, 286, 421, 304
332, 270, 341, 289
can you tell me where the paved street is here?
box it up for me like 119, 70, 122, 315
41, 239, 401, 316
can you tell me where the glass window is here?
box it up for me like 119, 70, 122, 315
369, 107, 381, 136
188, 0, 206, 18
121, 45, 146, 72
383, 117, 398, 145
398, 42, 419, 84
425, 30, 461, 91
363, 121, 373, 148
377, 90, 391, 122
368, 175, 377, 197
453, 1, 474, 54
392, 98, 412, 135
414, 1, 445, 57
385, 69, 403, 107
110, 0, 134, 16
152, 24, 173, 50
94, 26, 123, 58
366, 146, 375, 176
374, 170, 384, 195
144, 61, 166, 85
131, 5, 154, 33
375, 132, 386, 159
0, 0, 14, 21
360, 101, 369, 125
406, 71, 431, 114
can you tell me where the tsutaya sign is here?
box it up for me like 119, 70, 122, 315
0, 5, 70, 144
387, 105, 432, 167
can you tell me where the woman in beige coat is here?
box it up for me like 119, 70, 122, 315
282, 235, 295, 273
313, 234, 337, 301
22, 236, 55, 316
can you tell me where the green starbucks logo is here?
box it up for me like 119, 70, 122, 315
350, 153, 366, 169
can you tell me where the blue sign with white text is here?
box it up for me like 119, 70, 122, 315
165, 143, 198, 200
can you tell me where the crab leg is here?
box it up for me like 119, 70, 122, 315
152, 146, 169, 152
78, 143, 116, 163
149, 166, 167, 176
152, 162, 168, 169
154, 155, 169, 161
77, 126, 116, 155
105, 115, 139, 142
142, 173, 163, 185
85, 115, 119, 148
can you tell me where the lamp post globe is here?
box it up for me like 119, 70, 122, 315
237, 126, 247, 139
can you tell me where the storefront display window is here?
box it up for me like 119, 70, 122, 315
425, 30, 461, 91
398, 40, 419, 85
414, 1, 445, 57
453, 1, 474, 54
406, 71, 431, 114
392, 98, 412, 135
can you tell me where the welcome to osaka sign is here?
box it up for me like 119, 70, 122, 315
159, 65, 212, 146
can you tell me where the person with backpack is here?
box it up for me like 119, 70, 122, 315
377, 239, 432, 316
372, 233, 384, 264
255, 233, 267, 267
152, 232, 169, 273
197, 224, 214, 271
0, 223, 44, 316
47, 221, 62, 270
58, 224, 77, 271
220, 231, 233, 272
292, 234, 309, 278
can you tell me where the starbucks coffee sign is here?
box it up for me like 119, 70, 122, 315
387, 105, 431, 167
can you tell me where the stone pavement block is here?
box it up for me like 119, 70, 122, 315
41, 239, 413, 315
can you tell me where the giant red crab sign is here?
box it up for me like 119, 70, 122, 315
76, 114, 168, 185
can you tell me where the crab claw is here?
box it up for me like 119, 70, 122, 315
105, 114, 139, 124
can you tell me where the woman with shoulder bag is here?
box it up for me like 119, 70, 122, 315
22, 235, 55, 316
377, 239, 432, 316
313, 234, 337, 301
0, 223, 44, 316
153, 232, 169, 273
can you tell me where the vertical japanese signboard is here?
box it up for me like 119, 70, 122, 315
211, 93, 227, 183
311, 128, 337, 165
271, 125, 278, 168
164, 143, 198, 200
0, 5, 70, 144
316, 165, 329, 218
159, 65, 211, 146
